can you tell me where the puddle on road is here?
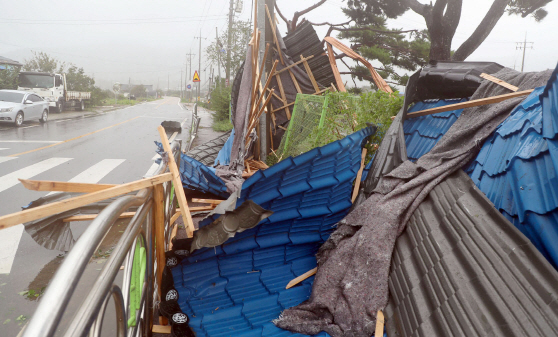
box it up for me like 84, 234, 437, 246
0, 218, 129, 336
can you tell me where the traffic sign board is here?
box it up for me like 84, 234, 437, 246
187, 84, 192, 90
193, 71, 200, 82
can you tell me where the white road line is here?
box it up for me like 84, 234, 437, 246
46, 158, 125, 196
19, 125, 38, 129
178, 101, 185, 110
0, 224, 24, 274
0, 148, 8, 151
0, 140, 62, 143
0, 157, 72, 193
0, 157, 16, 164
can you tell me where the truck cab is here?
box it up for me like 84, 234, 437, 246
18, 72, 66, 113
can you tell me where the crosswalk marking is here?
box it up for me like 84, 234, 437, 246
0, 224, 24, 274
46, 159, 125, 196
0, 148, 8, 151
0, 157, 16, 164
0, 157, 72, 193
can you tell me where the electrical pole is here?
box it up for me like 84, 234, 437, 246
185, 51, 195, 101
198, 30, 202, 103
516, 32, 534, 72
226, 0, 234, 86
167, 74, 169, 96
180, 70, 183, 99
216, 27, 222, 88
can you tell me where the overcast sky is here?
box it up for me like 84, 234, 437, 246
2, 0, 557, 91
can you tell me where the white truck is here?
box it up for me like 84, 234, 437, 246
18, 71, 91, 113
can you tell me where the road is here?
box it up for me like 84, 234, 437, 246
0, 96, 191, 336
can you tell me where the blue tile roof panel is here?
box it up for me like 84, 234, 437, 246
179, 152, 230, 198
403, 80, 558, 270
173, 126, 375, 336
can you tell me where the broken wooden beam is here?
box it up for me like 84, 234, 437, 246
62, 212, 136, 222
272, 55, 314, 77
157, 126, 195, 237
0, 173, 172, 230
191, 198, 224, 205
375, 310, 385, 337
406, 89, 534, 119
352, 148, 368, 203
20, 179, 116, 193
286, 267, 317, 289
152, 325, 171, 334
326, 42, 346, 92
480, 72, 519, 92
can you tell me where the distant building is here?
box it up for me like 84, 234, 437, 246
0, 56, 22, 71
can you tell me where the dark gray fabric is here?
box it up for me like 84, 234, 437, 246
274, 68, 553, 337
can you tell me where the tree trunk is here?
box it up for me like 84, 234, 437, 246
452, 0, 511, 61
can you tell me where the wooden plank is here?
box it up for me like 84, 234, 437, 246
153, 184, 165, 299
267, 87, 285, 103
265, 5, 284, 65
169, 211, 181, 226
286, 267, 317, 289
324, 36, 392, 93
250, 60, 279, 120
480, 72, 519, 92
157, 126, 195, 238
288, 69, 302, 94
189, 205, 215, 211
191, 198, 224, 205
246, 91, 275, 143
330, 83, 337, 92
19, 179, 116, 193
152, 324, 172, 334
251, 43, 271, 108
375, 310, 385, 337
271, 101, 296, 113
0, 173, 172, 230
326, 42, 346, 92
275, 74, 291, 119
62, 212, 135, 222
406, 89, 534, 119
301, 55, 320, 93
352, 148, 367, 203
272, 55, 314, 77
168, 224, 179, 250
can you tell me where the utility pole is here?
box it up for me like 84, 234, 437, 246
194, 31, 205, 103
180, 70, 183, 99
216, 27, 222, 88
516, 32, 534, 72
226, 0, 234, 85
167, 74, 169, 96
185, 51, 195, 101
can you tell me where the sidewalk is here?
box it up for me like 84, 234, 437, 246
46, 104, 132, 122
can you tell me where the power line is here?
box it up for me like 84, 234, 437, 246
516, 32, 534, 72
0, 16, 227, 26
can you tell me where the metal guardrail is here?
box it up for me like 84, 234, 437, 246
22, 141, 181, 337
185, 103, 201, 153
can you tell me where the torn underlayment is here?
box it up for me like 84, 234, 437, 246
274, 68, 553, 336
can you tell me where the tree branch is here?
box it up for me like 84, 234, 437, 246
306, 19, 352, 27
403, 0, 429, 16
274, 2, 290, 29
292, 0, 328, 32
452, 0, 511, 61
330, 26, 419, 34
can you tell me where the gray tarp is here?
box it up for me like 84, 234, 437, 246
274, 68, 553, 337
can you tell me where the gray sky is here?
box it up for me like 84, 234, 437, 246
2, 0, 557, 91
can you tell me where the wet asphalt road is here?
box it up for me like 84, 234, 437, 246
0, 97, 191, 336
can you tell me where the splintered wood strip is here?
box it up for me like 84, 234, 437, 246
245, 161, 252, 174
275, 74, 291, 119
265, 5, 284, 65
272, 55, 314, 76
271, 101, 296, 113
326, 42, 346, 92
189, 205, 215, 211
375, 310, 385, 337
352, 148, 368, 203
324, 36, 392, 93
406, 89, 534, 119
168, 223, 179, 250
246, 90, 274, 143
251, 43, 271, 106
289, 69, 302, 93
267, 87, 285, 103
277, 125, 288, 131
301, 55, 320, 93
251, 60, 279, 119
330, 83, 338, 92
157, 126, 194, 237
0, 173, 172, 230
480, 73, 519, 92
191, 198, 224, 205
19, 179, 117, 193
169, 211, 181, 226
286, 267, 317, 289
62, 212, 136, 222
152, 184, 165, 298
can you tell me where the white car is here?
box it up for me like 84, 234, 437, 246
0, 89, 49, 127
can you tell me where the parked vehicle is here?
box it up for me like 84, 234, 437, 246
0, 89, 49, 126
17, 71, 90, 113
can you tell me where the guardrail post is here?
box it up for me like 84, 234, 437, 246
152, 184, 165, 299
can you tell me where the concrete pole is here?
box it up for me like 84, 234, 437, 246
226, 0, 234, 85
198, 30, 202, 103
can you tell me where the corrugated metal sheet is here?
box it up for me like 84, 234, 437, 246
385, 170, 558, 336
172, 127, 375, 337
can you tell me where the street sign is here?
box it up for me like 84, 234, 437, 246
113, 82, 121, 93
193, 71, 200, 82
187, 84, 192, 90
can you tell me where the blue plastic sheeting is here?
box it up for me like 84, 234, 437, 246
403, 98, 468, 161
172, 126, 375, 337
215, 128, 235, 166
179, 153, 229, 198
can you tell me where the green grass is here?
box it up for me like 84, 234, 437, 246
212, 119, 233, 132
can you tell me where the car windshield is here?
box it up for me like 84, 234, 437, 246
18, 74, 54, 89
0, 91, 24, 103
